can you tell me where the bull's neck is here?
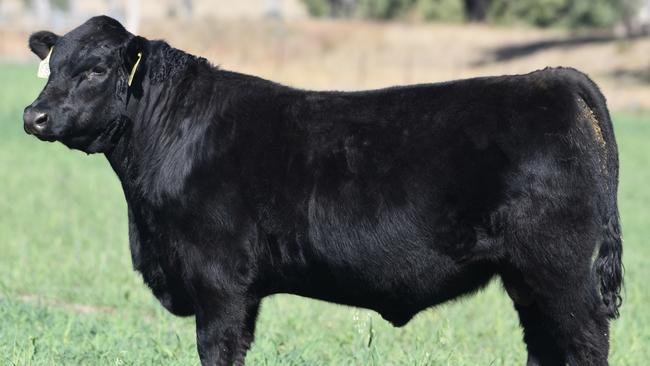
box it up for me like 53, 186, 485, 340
105, 42, 217, 201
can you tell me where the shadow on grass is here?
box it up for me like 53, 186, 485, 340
608, 67, 650, 84
475, 33, 647, 65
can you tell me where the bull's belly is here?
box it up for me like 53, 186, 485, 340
279, 253, 496, 326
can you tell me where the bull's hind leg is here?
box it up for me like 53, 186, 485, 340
501, 202, 612, 365
501, 178, 609, 366
504, 263, 610, 366
502, 271, 565, 366
516, 303, 566, 366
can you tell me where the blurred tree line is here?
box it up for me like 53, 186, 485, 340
302, 0, 642, 30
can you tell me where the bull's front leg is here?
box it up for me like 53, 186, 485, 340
195, 294, 260, 366
184, 222, 260, 365
195, 295, 242, 366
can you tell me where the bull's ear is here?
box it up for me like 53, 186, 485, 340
124, 36, 147, 75
29, 31, 59, 60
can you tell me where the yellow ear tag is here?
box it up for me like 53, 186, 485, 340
37, 47, 53, 79
128, 52, 142, 87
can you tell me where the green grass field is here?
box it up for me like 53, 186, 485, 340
0, 63, 648, 365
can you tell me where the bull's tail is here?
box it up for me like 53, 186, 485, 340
569, 68, 624, 319
594, 215, 623, 319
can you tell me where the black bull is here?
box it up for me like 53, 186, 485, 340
23, 16, 622, 366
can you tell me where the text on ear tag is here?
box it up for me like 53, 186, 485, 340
37, 47, 53, 79
128, 52, 142, 86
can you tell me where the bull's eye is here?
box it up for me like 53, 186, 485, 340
87, 67, 106, 78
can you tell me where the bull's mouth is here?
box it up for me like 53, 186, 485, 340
35, 134, 57, 142
24, 124, 57, 142
23, 116, 129, 153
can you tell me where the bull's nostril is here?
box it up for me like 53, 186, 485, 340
23, 108, 49, 135
34, 113, 48, 126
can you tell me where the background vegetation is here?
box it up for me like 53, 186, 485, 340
1, 60, 649, 364
303, 0, 639, 29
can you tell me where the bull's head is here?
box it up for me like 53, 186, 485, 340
24, 16, 146, 153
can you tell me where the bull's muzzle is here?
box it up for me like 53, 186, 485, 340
23, 106, 49, 136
